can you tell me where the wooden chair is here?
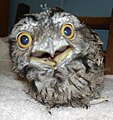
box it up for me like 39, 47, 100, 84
15, 3, 113, 74
78, 9, 113, 74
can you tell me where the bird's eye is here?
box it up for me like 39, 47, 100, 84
17, 32, 32, 49
60, 24, 75, 40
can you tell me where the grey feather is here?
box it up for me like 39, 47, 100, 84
9, 7, 104, 108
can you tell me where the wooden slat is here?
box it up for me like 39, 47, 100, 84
15, 3, 30, 24
105, 8, 113, 74
0, 0, 9, 37
78, 16, 111, 29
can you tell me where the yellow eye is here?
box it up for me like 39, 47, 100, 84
17, 32, 32, 49
60, 24, 75, 40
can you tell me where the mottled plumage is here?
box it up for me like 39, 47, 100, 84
9, 7, 104, 108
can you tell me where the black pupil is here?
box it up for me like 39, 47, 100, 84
64, 27, 71, 36
20, 35, 29, 45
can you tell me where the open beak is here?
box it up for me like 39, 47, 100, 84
30, 46, 72, 67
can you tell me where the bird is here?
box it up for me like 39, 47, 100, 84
9, 7, 104, 108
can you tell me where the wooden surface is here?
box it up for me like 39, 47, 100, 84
78, 16, 111, 29
104, 8, 113, 74
0, 0, 9, 37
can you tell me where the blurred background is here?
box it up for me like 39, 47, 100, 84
1, 0, 113, 50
